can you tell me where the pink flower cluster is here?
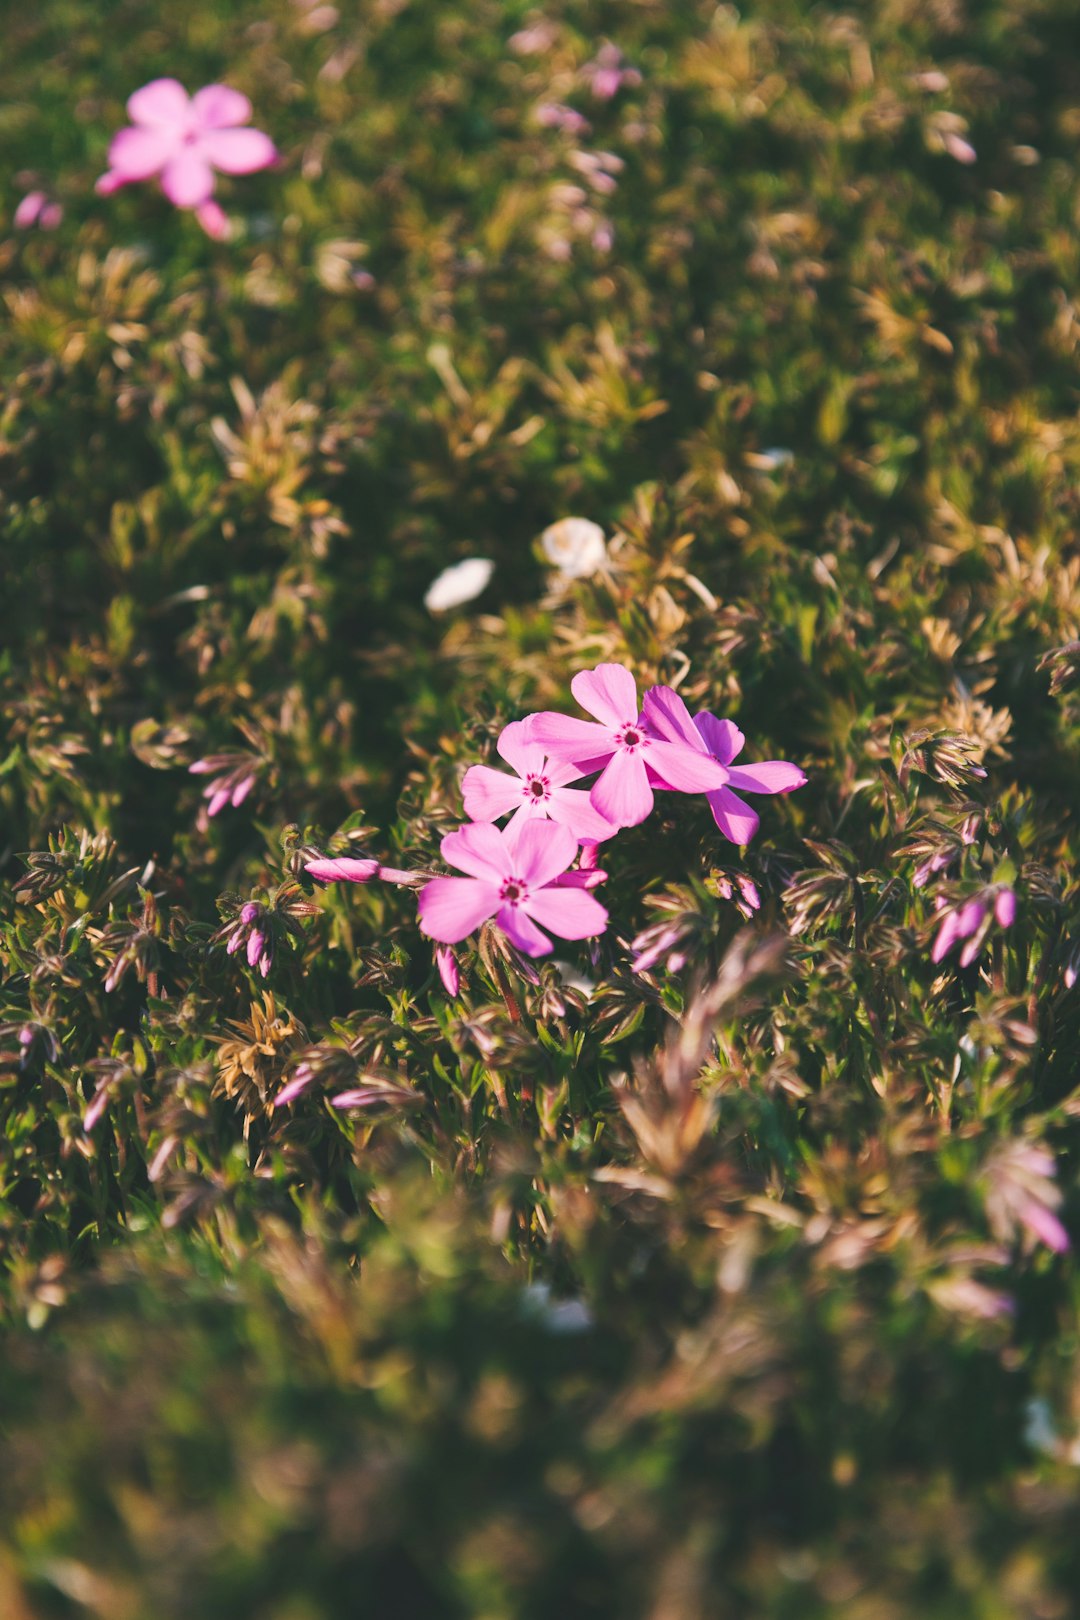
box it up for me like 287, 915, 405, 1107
305, 662, 806, 970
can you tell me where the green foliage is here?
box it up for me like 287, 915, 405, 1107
4, 0, 1080, 1613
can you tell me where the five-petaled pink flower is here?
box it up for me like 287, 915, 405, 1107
524, 664, 729, 829
462, 720, 616, 843
418, 821, 607, 958
640, 687, 807, 844
97, 79, 277, 238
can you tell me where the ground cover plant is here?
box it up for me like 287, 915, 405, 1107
4, 0, 1080, 1613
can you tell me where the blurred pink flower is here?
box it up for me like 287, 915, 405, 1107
931, 885, 1016, 967
535, 103, 591, 136
581, 42, 641, 100
189, 751, 261, 816
985, 1141, 1069, 1255
641, 686, 806, 844
418, 821, 607, 958
525, 664, 728, 829
97, 78, 276, 236
462, 720, 616, 843
14, 190, 63, 230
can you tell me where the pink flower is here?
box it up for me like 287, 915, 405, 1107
462, 720, 616, 843
525, 664, 729, 829
189, 752, 261, 816
223, 900, 273, 975
14, 190, 63, 230
931, 885, 1016, 967
640, 686, 807, 844
535, 103, 592, 136
985, 1141, 1069, 1255
418, 821, 608, 958
580, 42, 642, 100
97, 79, 276, 235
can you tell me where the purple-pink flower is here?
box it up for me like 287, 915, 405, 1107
462, 720, 616, 843
97, 79, 276, 237
931, 885, 1016, 967
525, 664, 730, 829
985, 1141, 1069, 1255
14, 190, 63, 231
224, 900, 273, 976
418, 821, 607, 958
580, 42, 642, 100
189, 752, 261, 817
640, 686, 807, 844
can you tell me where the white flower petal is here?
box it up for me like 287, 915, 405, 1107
424, 557, 495, 613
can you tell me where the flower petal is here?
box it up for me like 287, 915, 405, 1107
725, 761, 807, 795
931, 910, 962, 963
128, 78, 191, 127
161, 150, 216, 207
591, 747, 653, 827
641, 685, 705, 750
957, 897, 988, 938
525, 712, 613, 763
571, 662, 639, 727
461, 765, 523, 823
647, 739, 728, 793
497, 904, 553, 956
547, 786, 618, 842
440, 821, 512, 880
495, 720, 545, 778
418, 876, 499, 942
526, 886, 608, 941
200, 128, 277, 174
195, 199, 232, 240
508, 819, 577, 887
706, 786, 760, 845
1019, 1201, 1070, 1253
694, 713, 745, 765
192, 84, 253, 127
107, 124, 179, 180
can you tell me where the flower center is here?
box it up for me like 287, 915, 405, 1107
499, 878, 528, 904
525, 775, 550, 800
617, 725, 646, 751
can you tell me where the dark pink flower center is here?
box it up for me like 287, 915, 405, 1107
500, 878, 528, 904
525, 774, 550, 800
616, 725, 646, 751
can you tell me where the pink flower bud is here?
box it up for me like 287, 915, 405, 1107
435, 946, 460, 997
14, 191, 47, 228
305, 856, 381, 884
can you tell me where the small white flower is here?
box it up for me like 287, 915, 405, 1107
424, 557, 494, 613
540, 517, 607, 579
